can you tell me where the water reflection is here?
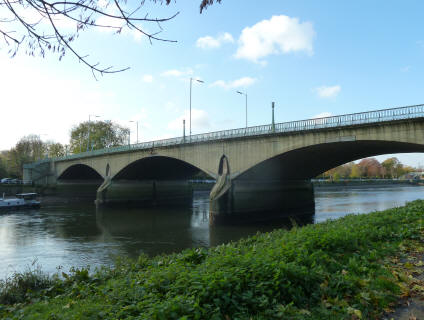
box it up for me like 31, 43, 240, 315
0, 185, 423, 278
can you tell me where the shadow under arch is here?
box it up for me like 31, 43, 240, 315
235, 140, 424, 181
96, 156, 213, 208
210, 140, 424, 224
58, 164, 103, 181
112, 155, 213, 181
57, 164, 104, 200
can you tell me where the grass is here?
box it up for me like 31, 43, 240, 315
2, 200, 424, 319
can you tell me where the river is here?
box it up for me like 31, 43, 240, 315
0, 184, 423, 278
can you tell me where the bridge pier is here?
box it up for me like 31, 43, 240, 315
54, 180, 103, 199
95, 180, 193, 207
209, 179, 315, 224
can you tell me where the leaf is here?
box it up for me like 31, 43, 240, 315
411, 284, 424, 292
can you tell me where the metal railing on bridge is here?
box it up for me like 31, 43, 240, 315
23, 103, 424, 167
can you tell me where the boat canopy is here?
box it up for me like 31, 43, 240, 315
16, 193, 38, 199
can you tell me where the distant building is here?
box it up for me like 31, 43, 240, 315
400, 172, 424, 180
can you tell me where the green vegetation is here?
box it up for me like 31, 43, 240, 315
0, 121, 130, 178
69, 120, 130, 154
2, 201, 424, 319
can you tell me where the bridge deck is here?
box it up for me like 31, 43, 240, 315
24, 103, 424, 168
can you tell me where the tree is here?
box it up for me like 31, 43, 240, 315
0, 152, 8, 178
381, 157, 401, 178
70, 120, 129, 154
46, 141, 66, 158
0, 0, 222, 77
8, 135, 47, 177
349, 163, 360, 178
357, 158, 383, 178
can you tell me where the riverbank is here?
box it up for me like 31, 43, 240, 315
312, 178, 415, 188
1, 201, 424, 319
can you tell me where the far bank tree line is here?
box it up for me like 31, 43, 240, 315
0, 121, 129, 178
319, 157, 419, 180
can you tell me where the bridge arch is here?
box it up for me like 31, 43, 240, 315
57, 163, 103, 181
111, 155, 214, 181
235, 140, 424, 181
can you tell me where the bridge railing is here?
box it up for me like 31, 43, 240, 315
23, 103, 424, 167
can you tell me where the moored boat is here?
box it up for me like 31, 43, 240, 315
0, 193, 40, 209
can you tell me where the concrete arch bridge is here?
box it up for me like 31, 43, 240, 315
24, 104, 424, 223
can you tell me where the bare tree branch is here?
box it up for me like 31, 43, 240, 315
0, 0, 222, 76
200, 0, 222, 13
0, 0, 179, 77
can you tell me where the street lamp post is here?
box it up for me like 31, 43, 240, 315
87, 114, 100, 152
190, 77, 204, 138
237, 91, 248, 128
183, 119, 186, 142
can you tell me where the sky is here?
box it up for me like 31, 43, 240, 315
1, 1, 424, 167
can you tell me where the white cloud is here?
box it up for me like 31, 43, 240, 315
196, 32, 234, 49
168, 109, 211, 133
235, 15, 315, 63
314, 85, 341, 98
313, 112, 333, 119
142, 74, 153, 83
161, 68, 194, 77
210, 77, 257, 90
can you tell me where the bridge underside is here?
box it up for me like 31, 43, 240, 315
56, 164, 103, 199
237, 140, 424, 181
96, 156, 211, 207
210, 141, 424, 223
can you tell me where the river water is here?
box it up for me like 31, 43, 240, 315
0, 184, 423, 278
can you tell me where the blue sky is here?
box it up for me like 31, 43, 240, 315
1, 1, 424, 167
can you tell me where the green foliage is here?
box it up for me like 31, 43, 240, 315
7, 135, 46, 178
2, 200, 424, 319
0, 262, 56, 305
0, 154, 8, 178
46, 142, 66, 158
2, 136, 66, 178
69, 120, 130, 154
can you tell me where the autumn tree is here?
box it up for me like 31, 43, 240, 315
381, 157, 401, 178
358, 158, 383, 178
0, 0, 222, 77
320, 162, 355, 180
70, 120, 129, 154
318, 157, 419, 180
349, 164, 360, 178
